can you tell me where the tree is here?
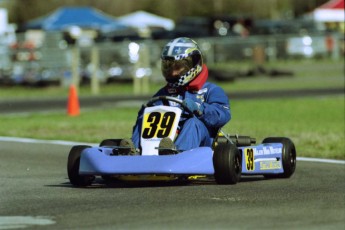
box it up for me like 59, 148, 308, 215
2, 0, 330, 25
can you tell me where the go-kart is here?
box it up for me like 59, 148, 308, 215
67, 96, 296, 187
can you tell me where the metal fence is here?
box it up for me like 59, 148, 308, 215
0, 32, 343, 87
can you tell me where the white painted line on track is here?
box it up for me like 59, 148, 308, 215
0, 216, 55, 229
0, 136, 344, 165
0, 136, 96, 146
297, 157, 345, 164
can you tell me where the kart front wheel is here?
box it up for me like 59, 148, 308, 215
262, 137, 296, 178
67, 145, 94, 187
99, 139, 121, 147
213, 142, 242, 184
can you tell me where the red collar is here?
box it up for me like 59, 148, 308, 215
166, 65, 208, 93
184, 64, 208, 92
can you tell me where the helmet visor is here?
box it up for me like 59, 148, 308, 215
161, 57, 193, 82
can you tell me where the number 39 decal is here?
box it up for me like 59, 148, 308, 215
142, 112, 176, 139
245, 148, 255, 171
140, 105, 181, 155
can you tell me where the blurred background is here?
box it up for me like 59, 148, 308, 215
0, 0, 344, 90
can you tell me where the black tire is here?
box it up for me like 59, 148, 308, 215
67, 145, 94, 187
213, 142, 242, 184
262, 137, 297, 178
99, 139, 121, 147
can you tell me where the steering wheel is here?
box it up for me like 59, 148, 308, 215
144, 96, 194, 116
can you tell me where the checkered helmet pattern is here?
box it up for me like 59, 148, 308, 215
161, 37, 203, 87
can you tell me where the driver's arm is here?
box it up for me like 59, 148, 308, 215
198, 85, 231, 129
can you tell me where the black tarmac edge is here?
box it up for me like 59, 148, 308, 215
0, 87, 343, 114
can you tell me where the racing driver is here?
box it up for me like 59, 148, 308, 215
122, 37, 231, 155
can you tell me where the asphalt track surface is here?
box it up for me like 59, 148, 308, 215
0, 140, 344, 229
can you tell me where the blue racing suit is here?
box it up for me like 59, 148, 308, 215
131, 79, 231, 151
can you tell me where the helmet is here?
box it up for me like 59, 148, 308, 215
161, 37, 203, 87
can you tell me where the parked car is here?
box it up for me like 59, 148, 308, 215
286, 34, 328, 58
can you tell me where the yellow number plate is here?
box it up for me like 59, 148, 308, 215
245, 148, 255, 171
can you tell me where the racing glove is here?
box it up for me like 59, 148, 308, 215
183, 98, 204, 117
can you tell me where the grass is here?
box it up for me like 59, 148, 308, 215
225, 96, 344, 159
212, 59, 344, 92
0, 96, 343, 159
0, 59, 344, 159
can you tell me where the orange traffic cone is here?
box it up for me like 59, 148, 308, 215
67, 85, 80, 116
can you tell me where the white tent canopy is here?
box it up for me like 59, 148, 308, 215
117, 11, 175, 31
312, 0, 344, 22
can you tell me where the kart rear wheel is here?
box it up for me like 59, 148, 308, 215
262, 137, 296, 178
67, 145, 94, 187
213, 142, 242, 184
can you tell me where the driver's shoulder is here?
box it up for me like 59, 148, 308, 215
202, 82, 224, 93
